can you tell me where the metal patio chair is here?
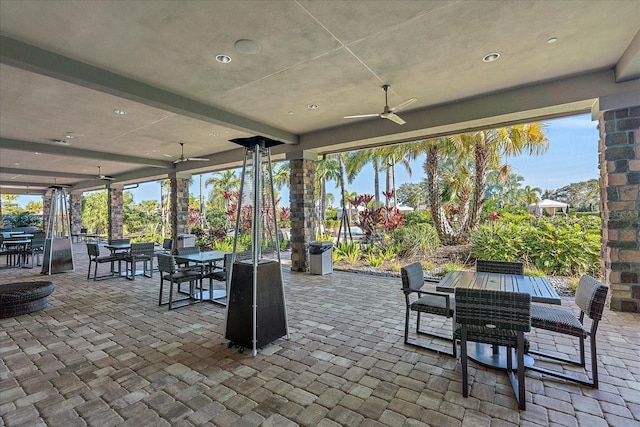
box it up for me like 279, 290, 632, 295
402, 262, 456, 356
528, 274, 609, 388
454, 287, 531, 410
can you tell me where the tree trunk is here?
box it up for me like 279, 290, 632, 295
469, 144, 490, 230
373, 158, 380, 208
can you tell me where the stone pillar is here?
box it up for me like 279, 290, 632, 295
599, 104, 639, 312
287, 151, 317, 272
108, 186, 124, 241
70, 193, 82, 236
170, 173, 191, 244
42, 193, 52, 234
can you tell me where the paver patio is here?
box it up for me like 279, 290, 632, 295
1, 243, 639, 426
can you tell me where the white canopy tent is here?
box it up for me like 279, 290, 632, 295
528, 199, 569, 217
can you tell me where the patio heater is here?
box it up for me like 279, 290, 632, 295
224, 135, 289, 356
42, 185, 75, 274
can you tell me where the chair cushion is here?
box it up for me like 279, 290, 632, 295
162, 271, 201, 282
531, 304, 588, 338
411, 293, 454, 317
454, 325, 530, 352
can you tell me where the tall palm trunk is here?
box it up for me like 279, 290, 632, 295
469, 144, 490, 230
373, 158, 380, 208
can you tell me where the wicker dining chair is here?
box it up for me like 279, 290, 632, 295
476, 259, 524, 275
86, 243, 121, 280
528, 275, 608, 388
125, 242, 154, 280
156, 253, 202, 310
401, 262, 456, 356
454, 287, 531, 410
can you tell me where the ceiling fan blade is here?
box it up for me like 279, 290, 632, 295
187, 157, 209, 162
344, 113, 379, 119
390, 97, 417, 112
173, 158, 186, 164
385, 113, 406, 125
103, 176, 116, 181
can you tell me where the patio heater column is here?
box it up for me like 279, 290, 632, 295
42, 193, 52, 232
287, 150, 317, 272
42, 185, 74, 274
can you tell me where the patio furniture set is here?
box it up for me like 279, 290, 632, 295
401, 259, 608, 410
86, 239, 233, 311
0, 230, 46, 269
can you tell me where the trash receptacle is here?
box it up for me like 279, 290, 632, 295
309, 241, 333, 275
177, 233, 195, 248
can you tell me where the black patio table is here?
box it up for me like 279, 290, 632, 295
436, 270, 561, 370
174, 251, 228, 305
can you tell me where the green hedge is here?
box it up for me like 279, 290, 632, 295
470, 215, 601, 276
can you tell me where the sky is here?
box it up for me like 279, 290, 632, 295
14, 114, 599, 208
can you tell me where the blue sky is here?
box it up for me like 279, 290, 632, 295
15, 114, 599, 208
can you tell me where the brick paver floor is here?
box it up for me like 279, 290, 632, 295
1, 243, 639, 426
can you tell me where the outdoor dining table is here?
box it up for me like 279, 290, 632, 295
174, 250, 228, 306
104, 242, 130, 275
436, 270, 561, 370
2, 239, 32, 267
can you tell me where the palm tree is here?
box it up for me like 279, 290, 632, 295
205, 170, 240, 210
344, 149, 384, 208
521, 185, 543, 206
315, 155, 341, 224
422, 123, 548, 244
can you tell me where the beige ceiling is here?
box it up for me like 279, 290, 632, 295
1, 0, 639, 195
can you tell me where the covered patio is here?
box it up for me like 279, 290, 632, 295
1, 242, 638, 426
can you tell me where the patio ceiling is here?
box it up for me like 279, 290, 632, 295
1, 1, 639, 195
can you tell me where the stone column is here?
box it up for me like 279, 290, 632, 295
170, 173, 191, 244
70, 193, 82, 236
108, 186, 124, 241
598, 103, 639, 313
287, 150, 317, 272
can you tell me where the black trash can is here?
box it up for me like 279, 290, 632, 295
309, 241, 333, 275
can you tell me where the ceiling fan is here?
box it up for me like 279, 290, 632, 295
344, 84, 417, 125
174, 142, 209, 163
96, 166, 115, 181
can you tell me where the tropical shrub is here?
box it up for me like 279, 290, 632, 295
391, 223, 440, 258
471, 215, 601, 276
2, 211, 41, 228
366, 249, 384, 267
401, 210, 433, 226
333, 241, 361, 264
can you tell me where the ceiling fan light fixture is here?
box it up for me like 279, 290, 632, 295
216, 54, 232, 63
307, 104, 318, 110
547, 37, 558, 44
483, 52, 500, 63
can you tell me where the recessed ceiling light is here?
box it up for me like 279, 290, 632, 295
209, 133, 218, 137
288, 111, 294, 115
547, 37, 558, 44
14, 162, 20, 166
234, 39, 261, 54
34, 152, 41, 155
307, 104, 319, 110
65, 134, 75, 139
482, 53, 500, 63
216, 54, 232, 63
114, 109, 127, 115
